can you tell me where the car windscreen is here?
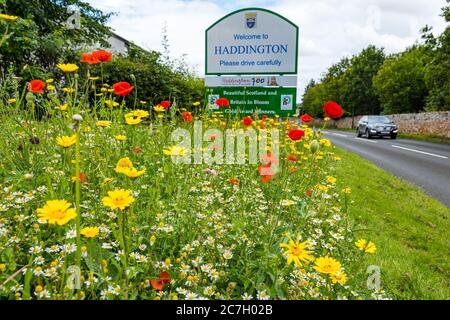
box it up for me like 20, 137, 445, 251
368, 116, 392, 124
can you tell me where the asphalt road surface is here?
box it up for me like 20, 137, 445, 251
322, 129, 450, 208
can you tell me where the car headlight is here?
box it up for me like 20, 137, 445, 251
370, 129, 377, 133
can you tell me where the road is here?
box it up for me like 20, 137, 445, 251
322, 129, 450, 207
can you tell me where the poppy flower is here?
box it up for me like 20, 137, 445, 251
216, 97, 230, 108
112, 82, 134, 97
132, 147, 143, 154
261, 115, 268, 120
80, 53, 100, 65
230, 179, 240, 185
160, 101, 171, 109
72, 172, 88, 184
258, 164, 273, 176
92, 50, 113, 62
261, 154, 279, 165
159, 271, 172, 284
243, 116, 253, 127
301, 114, 314, 123
324, 101, 344, 119
182, 112, 193, 123
287, 155, 298, 162
306, 189, 313, 197
261, 175, 273, 183
288, 129, 305, 141
151, 279, 164, 291
28, 80, 46, 94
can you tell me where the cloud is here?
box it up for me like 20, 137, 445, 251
86, 0, 448, 97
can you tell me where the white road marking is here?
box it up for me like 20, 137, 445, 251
391, 145, 448, 159
354, 137, 378, 144
332, 133, 349, 137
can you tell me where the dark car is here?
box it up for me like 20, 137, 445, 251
356, 116, 399, 139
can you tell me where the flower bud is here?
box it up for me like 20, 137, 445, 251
309, 140, 320, 154
72, 114, 83, 122
25, 92, 36, 102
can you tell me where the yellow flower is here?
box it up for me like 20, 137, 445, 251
192, 102, 201, 107
105, 100, 119, 107
327, 176, 337, 184
0, 263, 6, 272
317, 185, 329, 193
46, 79, 54, 84
115, 157, 133, 174
62, 87, 75, 94
35, 285, 43, 293
0, 14, 18, 22
355, 239, 377, 253
102, 189, 135, 211
313, 256, 342, 275
57, 63, 79, 73
280, 236, 314, 267
163, 146, 188, 156
58, 104, 68, 111
153, 105, 166, 112
125, 115, 142, 125
131, 110, 149, 118
324, 117, 331, 121
56, 135, 76, 148
319, 139, 331, 147
115, 135, 127, 141
89, 77, 100, 81
80, 227, 100, 238
8, 98, 17, 103
46, 85, 55, 91
342, 187, 351, 194
37, 200, 77, 226
121, 167, 145, 179
96, 121, 112, 127
330, 271, 347, 284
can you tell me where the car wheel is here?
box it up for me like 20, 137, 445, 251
356, 127, 362, 137
365, 129, 371, 139
391, 134, 397, 140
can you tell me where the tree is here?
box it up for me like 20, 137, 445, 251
345, 45, 385, 118
0, 0, 112, 78
373, 46, 429, 114
421, 0, 450, 111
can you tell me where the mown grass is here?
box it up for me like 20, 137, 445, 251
333, 147, 450, 300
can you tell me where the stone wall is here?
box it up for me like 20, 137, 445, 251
314, 112, 450, 138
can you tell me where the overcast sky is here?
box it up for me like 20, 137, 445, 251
86, 0, 448, 97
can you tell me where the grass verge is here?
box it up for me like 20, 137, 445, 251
333, 147, 450, 300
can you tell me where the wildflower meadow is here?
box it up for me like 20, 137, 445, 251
0, 44, 388, 300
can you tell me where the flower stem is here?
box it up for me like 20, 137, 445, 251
75, 132, 82, 271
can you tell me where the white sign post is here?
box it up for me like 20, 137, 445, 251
206, 8, 298, 75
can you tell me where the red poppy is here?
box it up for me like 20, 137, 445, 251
258, 164, 273, 176
216, 97, 230, 108
287, 155, 298, 162
28, 80, 46, 94
243, 116, 253, 127
300, 114, 314, 123
92, 50, 113, 62
306, 189, 313, 197
112, 82, 134, 97
160, 100, 171, 109
159, 271, 172, 284
132, 146, 143, 154
261, 154, 279, 165
151, 279, 164, 291
182, 111, 193, 123
324, 101, 344, 119
230, 179, 240, 185
288, 129, 305, 141
261, 115, 268, 120
80, 53, 100, 65
261, 175, 273, 183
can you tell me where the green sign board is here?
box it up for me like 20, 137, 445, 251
206, 87, 297, 117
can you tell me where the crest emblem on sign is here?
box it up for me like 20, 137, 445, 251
245, 13, 257, 29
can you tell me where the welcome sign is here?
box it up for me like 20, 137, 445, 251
206, 8, 298, 75
205, 8, 299, 116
